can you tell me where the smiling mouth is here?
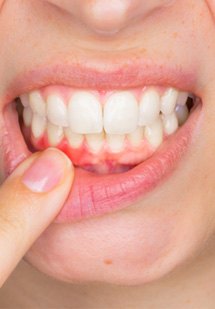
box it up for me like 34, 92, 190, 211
1, 62, 201, 222
16, 85, 196, 174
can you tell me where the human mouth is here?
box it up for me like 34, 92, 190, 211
19, 86, 192, 174
2, 64, 201, 223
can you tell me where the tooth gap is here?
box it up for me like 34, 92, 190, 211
15, 97, 24, 125
186, 95, 195, 112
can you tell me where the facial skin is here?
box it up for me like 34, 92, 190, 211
0, 0, 215, 291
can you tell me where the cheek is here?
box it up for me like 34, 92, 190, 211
206, 0, 215, 18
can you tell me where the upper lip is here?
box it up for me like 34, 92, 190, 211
3, 56, 199, 105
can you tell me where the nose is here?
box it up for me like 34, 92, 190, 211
48, 0, 175, 34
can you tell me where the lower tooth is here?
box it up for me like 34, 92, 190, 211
128, 127, 144, 147
145, 119, 163, 148
86, 132, 104, 153
64, 128, 84, 148
162, 112, 178, 135
23, 107, 33, 127
106, 134, 125, 153
31, 114, 46, 139
47, 123, 63, 146
175, 105, 189, 125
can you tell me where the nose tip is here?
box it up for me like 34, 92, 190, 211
81, 0, 132, 34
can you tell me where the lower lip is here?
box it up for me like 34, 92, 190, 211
3, 103, 201, 223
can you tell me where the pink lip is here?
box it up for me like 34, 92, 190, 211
4, 58, 199, 102
1, 61, 201, 222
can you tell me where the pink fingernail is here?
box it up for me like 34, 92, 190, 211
23, 149, 70, 193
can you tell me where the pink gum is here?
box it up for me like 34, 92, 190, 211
39, 84, 167, 105
28, 129, 156, 170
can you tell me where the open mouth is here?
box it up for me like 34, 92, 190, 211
2, 79, 201, 222
18, 86, 195, 173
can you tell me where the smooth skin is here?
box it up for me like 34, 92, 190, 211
1, 0, 215, 308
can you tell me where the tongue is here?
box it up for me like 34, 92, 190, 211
23, 127, 156, 174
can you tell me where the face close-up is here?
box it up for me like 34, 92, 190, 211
0, 0, 215, 288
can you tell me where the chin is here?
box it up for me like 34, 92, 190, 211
25, 191, 206, 286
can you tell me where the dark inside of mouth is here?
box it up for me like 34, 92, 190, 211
15, 95, 196, 174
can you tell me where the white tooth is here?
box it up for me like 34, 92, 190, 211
128, 127, 144, 147
29, 91, 46, 117
86, 132, 104, 153
31, 114, 46, 139
175, 105, 189, 125
106, 134, 125, 153
162, 112, 178, 135
47, 123, 64, 146
20, 94, 29, 107
138, 88, 160, 126
47, 94, 68, 127
64, 128, 84, 148
145, 119, 163, 148
23, 107, 33, 127
176, 92, 189, 106
161, 88, 179, 115
104, 91, 138, 134
68, 91, 103, 134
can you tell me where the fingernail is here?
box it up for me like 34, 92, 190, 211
22, 148, 71, 193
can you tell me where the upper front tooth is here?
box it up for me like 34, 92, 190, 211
161, 88, 179, 115
138, 88, 160, 126
47, 94, 68, 127
68, 91, 103, 134
29, 91, 46, 117
104, 91, 138, 134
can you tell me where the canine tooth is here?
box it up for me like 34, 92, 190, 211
106, 134, 125, 153
29, 91, 46, 117
175, 105, 189, 125
68, 91, 103, 134
23, 107, 33, 127
86, 133, 104, 153
47, 94, 68, 127
47, 123, 64, 146
20, 94, 29, 107
128, 127, 144, 147
64, 128, 84, 148
161, 88, 179, 115
139, 88, 160, 126
31, 114, 46, 139
104, 91, 138, 134
145, 119, 163, 148
162, 113, 178, 135
177, 92, 189, 106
